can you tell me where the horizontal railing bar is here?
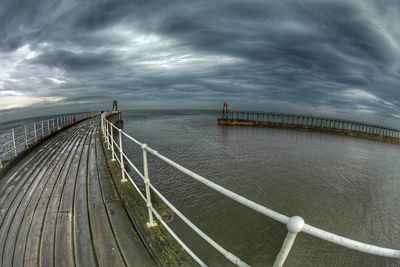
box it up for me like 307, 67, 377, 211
0, 126, 25, 135
103, 114, 248, 266
225, 110, 400, 133
149, 205, 207, 267
149, 183, 250, 267
302, 224, 400, 258
145, 146, 289, 224
0, 140, 14, 147
112, 139, 120, 151
0, 114, 75, 136
145, 145, 400, 257
103, 113, 211, 266
14, 135, 25, 140
103, 111, 400, 266
114, 153, 122, 165
1, 150, 13, 158
109, 121, 121, 132
122, 152, 145, 180
121, 131, 143, 146
0, 113, 95, 168
122, 168, 147, 203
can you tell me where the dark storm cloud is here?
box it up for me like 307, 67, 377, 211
1, 0, 400, 126
32, 50, 118, 71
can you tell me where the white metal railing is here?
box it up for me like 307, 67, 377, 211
102, 112, 400, 267
0, 113, 94, 169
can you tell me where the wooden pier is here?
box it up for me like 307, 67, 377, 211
2, 106, 400, 266
0, 117, 156, 266
218, 103, 400, 144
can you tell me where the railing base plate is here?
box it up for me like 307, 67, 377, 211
146, 222, 158, 228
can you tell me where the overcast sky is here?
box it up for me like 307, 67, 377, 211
1, 0, 400, 126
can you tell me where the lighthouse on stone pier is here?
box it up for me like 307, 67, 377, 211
112, 100, 118, 112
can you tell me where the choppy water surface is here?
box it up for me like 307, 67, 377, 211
122, 110, 400, 266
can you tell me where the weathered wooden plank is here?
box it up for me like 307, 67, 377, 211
95, 134, 154, 266
10, 126, 82, 267
0, 117, 158, 266
55, 211, 73, 267
73, 124, 98, 267
0, 135, 66, 218
0, 130, 75, 265
40, 121, 91, 266
0, 146, 49, 201
22, 122, 89, 266
88, 127, 125, 267
95, 135, 120, 203
0, 130, 64, 191
55, 122, 95, 266
105, 201, 156, 267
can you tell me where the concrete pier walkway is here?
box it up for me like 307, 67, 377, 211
0, 117, 155, 266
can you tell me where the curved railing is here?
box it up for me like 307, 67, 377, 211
219, 109, 400, 142
102, 112, 400, 267
0, 113, 94, 169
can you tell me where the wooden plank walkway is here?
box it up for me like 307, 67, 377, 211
0, 117, 156, 266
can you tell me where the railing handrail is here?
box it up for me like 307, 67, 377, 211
0, 118, 57, 136
223, 110, 400, 133
0, 112, 96, 169
102, 112, 400, 267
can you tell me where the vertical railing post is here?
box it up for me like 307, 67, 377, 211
41, 121, 44, 138
12, 129, 17, 156
101, 114, 104, 135
142, 143, 157, 228
273, 216, 304, 267
111, 125, 116, 161
104, 116, 107, 134
106, 122, 110, 147
34, 123, 37, 143
118, 129, 127, 183
107, 122, 111, 150
24, 125, 28, 148
47, 119, 50, 135
103, 119, 108, 143
52, 119, 55, 132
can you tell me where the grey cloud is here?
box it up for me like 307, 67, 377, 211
1, 0, 400, 126
32, 50, 118, 71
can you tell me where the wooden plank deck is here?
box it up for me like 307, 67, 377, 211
0, 117, 156, 266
